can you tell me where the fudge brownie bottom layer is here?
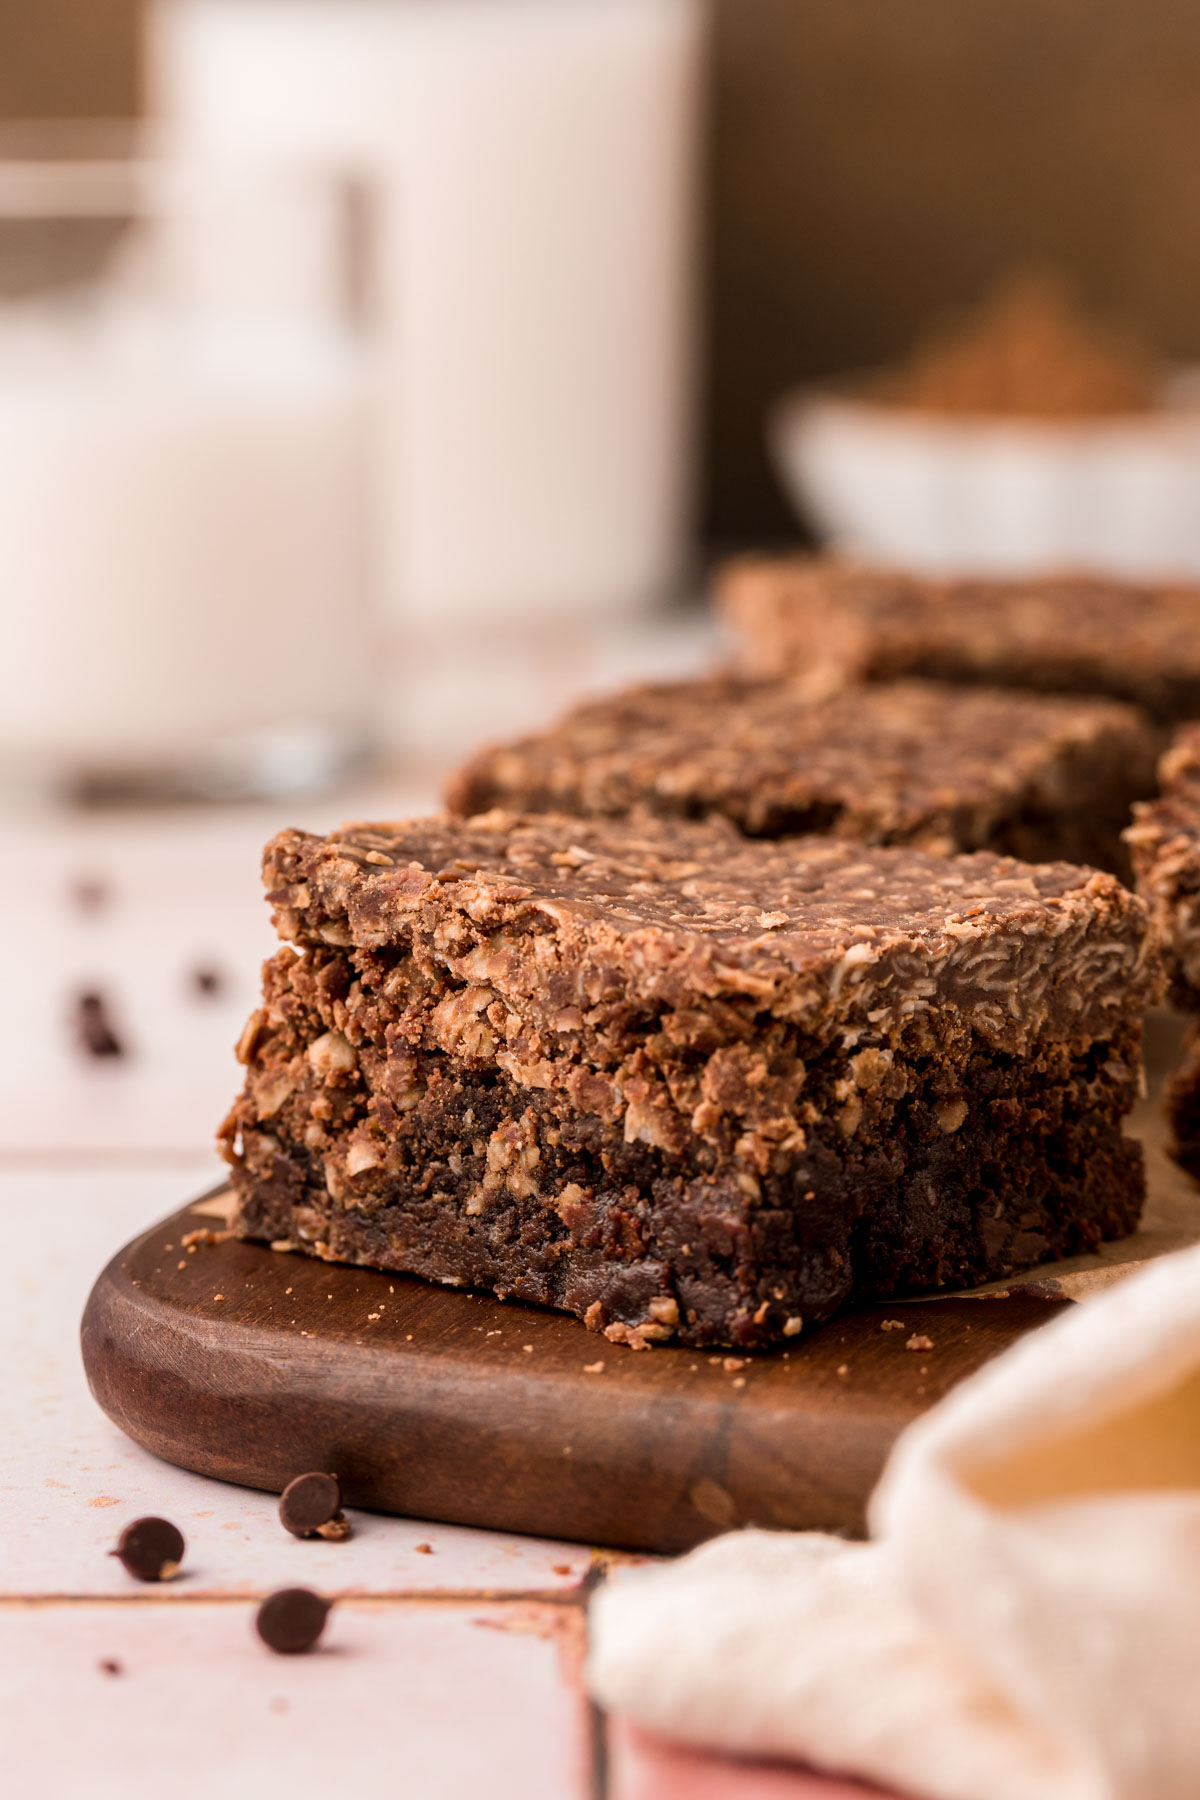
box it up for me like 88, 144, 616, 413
224, 943, 1145, 1350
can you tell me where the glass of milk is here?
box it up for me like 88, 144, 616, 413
150, 0, 708, 629
0, 144, 376, 801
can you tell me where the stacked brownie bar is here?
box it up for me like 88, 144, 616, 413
719, 556, 1200, 723
222, 811, 1161, 1348
448, 675, 1157, 875
1127, 728, 1200, 1175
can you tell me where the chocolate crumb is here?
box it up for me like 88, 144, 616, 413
191, 965, 224, 998
906, 1334, 935, 1352
75, 991, 124, 1059
278, 1472, 348, 1541
98, 1657, 123, 1676
112, 1517, 185, 1582
414, 1542, 433, 1555
255, 1588, 331, 1655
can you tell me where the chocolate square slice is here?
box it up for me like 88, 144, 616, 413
1127, 726, 1200, 1009
1127, 727, 1200, 1177
223, 813, 1160, 1348
447, 677, 1156, 876
719, 556, 1200, 725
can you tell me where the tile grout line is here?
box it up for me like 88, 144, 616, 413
0, 1587, 590, 1609
0, 1150, 223, 1168
582, 1558, 609, 1800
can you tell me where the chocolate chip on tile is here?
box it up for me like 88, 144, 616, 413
70, 875, 110, 914
255, 1588, 331, 1655
278, 1472, 349, 1541
112, 1517, 185, 1581
75, 990, 124, 1059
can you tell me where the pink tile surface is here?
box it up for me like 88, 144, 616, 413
0, 1166, 591, 1596
0, 1599, 590, 1800
2, 793, 432, 1154
608, 1720, 901, 1800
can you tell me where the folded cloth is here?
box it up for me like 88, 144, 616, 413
588, 1244, 1200, 1800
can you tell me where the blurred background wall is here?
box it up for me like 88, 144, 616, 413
9, 0, 1200, 542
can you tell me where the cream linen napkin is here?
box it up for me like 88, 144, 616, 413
588, 1243, 1200, 1800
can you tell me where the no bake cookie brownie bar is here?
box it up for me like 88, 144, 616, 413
720, 557, 1200, 725
1127, 726, 1200, 1176
221, 812, 1161, 1347
447, 676, 1156, 875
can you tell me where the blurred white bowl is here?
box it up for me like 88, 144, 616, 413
769, 373, 1200, 579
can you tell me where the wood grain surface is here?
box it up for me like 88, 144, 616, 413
81, 1195, 1067, 1553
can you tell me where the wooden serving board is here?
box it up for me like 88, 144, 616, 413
82, 1192, 1067, 1553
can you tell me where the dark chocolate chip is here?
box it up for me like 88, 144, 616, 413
255, 1588, 331, 1655
278, 1472, 347, 1539
70, 875, 110, 914
191, 965, 224, 998
111, 1517, 184, 1581
76, 990, 124, 1059
98, 1658, 123, 1676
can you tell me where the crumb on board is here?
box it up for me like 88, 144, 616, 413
906, 1334, 934, 1352
837, 1364, 849, 1376
881, 1320, 906, 1332
732, 1376, 746, 1389
583, 1360, 605, 1374
181, 1228, 234, 1248
722, 1357, 746, 1372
